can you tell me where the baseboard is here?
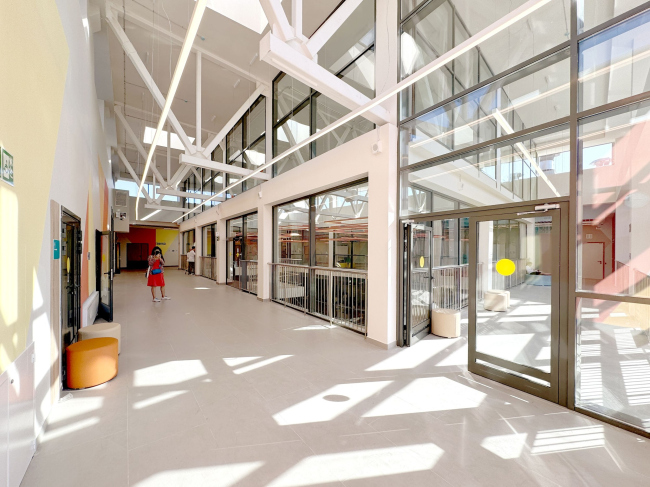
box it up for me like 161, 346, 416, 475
257, 297, 270, 302
366, 337, 397, 350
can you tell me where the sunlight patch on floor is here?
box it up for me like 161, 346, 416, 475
134, 461, 264, 487
366, 339, 460, 371
531, 425, 604, 454
273, 381, 391, 425
223, 357, 261, 367
233, 355, 293, 374
481, 433, 528, 459
133, 360, 207, 387
363, 377, 485, 417
266, 444, 443, 487
133, 391, 187, 410
41, 417, 100, 443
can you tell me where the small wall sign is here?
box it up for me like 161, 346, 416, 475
53, 240, 60, 260
1, 148, 14, 186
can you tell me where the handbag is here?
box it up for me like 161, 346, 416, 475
151, 268, 162, 275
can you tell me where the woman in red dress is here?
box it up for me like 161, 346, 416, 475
147, 248, 170, 302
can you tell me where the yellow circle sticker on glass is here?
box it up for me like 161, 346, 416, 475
496, 258, 515, 276
419, 256, 425, 268
66, 257, 70, 274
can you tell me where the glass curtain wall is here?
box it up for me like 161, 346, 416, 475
398, 0, 650, 434
272, 0, 376, 176
202, 224, 216, 257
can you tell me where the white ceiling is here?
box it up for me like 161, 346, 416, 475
108, 0, 342, 181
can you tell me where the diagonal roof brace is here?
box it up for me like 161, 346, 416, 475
180, 153, 270, 181
260, 32, 390, 125
106, 11, 195, 154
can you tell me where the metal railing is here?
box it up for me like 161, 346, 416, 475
241, 260, 258, 295
270, 263, 368, 335
180, 254, 188, 271
428, 263, 484, 311
200, 256, 218, 281
490, 259, 526, 291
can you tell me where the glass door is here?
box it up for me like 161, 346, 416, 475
402, 223, 433, 346
468, 204, 564, 402
98, 230, 114, 321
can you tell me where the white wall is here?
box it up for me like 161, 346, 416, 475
181, 124, 399, 347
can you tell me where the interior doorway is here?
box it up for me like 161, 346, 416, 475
401, 202, 569, 404
61, 209, 82, 389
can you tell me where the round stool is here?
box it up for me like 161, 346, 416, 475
79, 322, 122, 354
66, 337, 118, 389
484, 290, 509, 312
432, 308, 461, 338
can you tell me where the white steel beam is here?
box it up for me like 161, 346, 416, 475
190, 166, 202, 182
115, 106, 148, 159
170, 164, 192, 188
259, 0, 294, 41
292, 0, 303, 39
106, 11, 195, 153
180, 153, 270, 180
260, 32, 390, 125
114, 101, 216, 137
196, 52, 202, 150
151, 161, 169, 189
201, 85, 267, 158
306, 0, 363, 57
157, 188, 225, 202
109, 3, 268, 86
167, 122, 171, 181
115, 148, 154, 203
145, 204, 189, 213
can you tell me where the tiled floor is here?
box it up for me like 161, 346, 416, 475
22, 270, 650, 486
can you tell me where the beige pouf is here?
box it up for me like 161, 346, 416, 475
79, 322, 122, 354
484, 290, 509, 312
432, 308, 461, 338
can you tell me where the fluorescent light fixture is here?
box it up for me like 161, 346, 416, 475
143, 127, 194, 151
204, 0, 281, 34
174, 0, 551, 223
492, 109, 560, 197
136, 0, 208, 220
141, 209, 161, 221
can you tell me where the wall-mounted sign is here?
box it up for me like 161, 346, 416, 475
53, 240, 60, 260
1, 148, 14, 186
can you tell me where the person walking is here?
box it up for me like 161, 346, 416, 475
187, 245, 196, 275
148, 247, 170, 302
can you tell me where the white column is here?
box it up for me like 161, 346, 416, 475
292, 0, 302, 38
167, 121, 171, 182
194, 221, 202, 276
257, 201, 273, 301
367, 124, 398, 347
196, 51, 202, 150
375, 0, 399, 126
216, 216, 228, 284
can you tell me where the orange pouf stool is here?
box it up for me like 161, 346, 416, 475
66, 337, 119, 389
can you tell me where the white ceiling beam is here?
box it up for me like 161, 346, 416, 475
190, 166, 202, 181
259, 0, 295, 42
115, 106, 148, 159
260, 32, 390, 125
151, 161, 169, 188
180, 153, 270, 181
115, 148, 154, 203
292, 0, 303, 39
201, 85, 267, 158
145, 204, 189, 213
170, 164, 192, 189
196, 52, 202, 150
306, 0, 363, 57
106, 11, 195, 153
109, 3, 268, 87
157, 188, 225, 202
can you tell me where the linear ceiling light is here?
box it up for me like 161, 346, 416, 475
491, 109, 560, 197
136, 0, 208, 220
173, 0, 551, 223
141, 210, 161, 221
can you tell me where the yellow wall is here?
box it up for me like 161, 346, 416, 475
0, 1, 69, 372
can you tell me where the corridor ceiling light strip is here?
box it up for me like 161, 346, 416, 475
136, 0, 208, 220
140, 209, 161, 221
492, 109, 561, 197
173, 0, 551, 223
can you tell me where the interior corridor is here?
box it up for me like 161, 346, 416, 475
23, 270, 650, 486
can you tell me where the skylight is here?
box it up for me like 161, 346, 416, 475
203, 0, 280, 35
143, 127, 194, 151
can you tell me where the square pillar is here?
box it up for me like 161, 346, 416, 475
257, 201, 273, 300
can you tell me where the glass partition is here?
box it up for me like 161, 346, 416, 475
578, 0, 648, 33
202, 224, 216, 257
579, 9, 650, 111
401, 124, 571, 216
274, 199, 310, 265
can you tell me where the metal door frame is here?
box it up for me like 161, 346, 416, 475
97, 229, 114, 322
467, 203, 567, 403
